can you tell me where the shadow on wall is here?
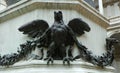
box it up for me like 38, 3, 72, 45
4, 0, 21, 6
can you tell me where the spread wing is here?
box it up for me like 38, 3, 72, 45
18, 19, 49, 38
68, 18, 91, 36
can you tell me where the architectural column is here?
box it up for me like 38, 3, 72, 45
98, 0, 104, 15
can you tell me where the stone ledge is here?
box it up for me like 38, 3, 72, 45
0, 60, 115, 73
107, 16, 120, 31
107, 25, 120, 31
0, 0, 109, 29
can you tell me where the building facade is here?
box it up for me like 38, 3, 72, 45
0, 0, 119, 73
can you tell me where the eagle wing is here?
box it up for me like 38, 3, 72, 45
68, 18, 91, 36
18, 19, 49, 38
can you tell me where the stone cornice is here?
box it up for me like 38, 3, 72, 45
0, 0, 109, 29
107, 25, 120, 31
77, 0, 109, 29
107, 16, 120, 31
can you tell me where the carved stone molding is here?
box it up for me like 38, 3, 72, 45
0, 0, 109, 29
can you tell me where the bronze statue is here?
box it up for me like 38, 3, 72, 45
0, 11, 119, 67
18, 11, 91, 64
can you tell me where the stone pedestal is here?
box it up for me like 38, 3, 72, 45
0, 60, 115, 73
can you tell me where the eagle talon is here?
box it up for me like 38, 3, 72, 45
46, 57, 53, 65
63, 57, 73, 65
